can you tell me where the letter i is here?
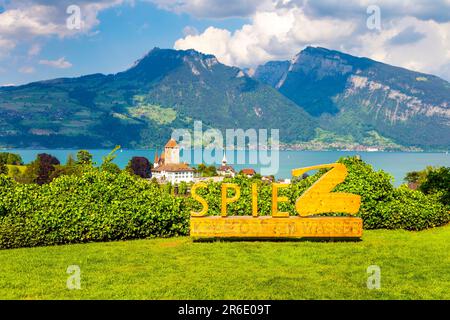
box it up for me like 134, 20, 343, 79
252, 183, 258, 217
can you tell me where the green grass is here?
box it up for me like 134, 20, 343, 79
1, 225, 449, 300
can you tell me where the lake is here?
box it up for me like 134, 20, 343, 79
4, 149, 450, 186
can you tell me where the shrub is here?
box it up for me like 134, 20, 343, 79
376, 186, 449, 230
0, 171, 189, 249
178, 181, 188, 195
100, 162, 122, 174
0, 163, 7, 175
332, 157, 395, 229
419, 167, 450, 206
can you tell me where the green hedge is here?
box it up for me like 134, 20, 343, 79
377, 186, 449, 231
0, 171, 189, 249
0, 156, 449, 249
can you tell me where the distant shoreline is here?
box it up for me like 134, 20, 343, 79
1, 147, 449, 153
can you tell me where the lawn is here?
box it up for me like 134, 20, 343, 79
0, 225, 449, 300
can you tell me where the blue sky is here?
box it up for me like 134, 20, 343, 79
1, 0, 450, 86
0, 1, 248, 85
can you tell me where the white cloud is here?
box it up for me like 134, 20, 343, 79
292, 0, 450, 23
150, 0, 450, 23
0, 0, 128, 58
39, 57, 72, 69
149, 0, 271, 18
19, 66, 35, 73
174, 1, 450, 81
175, 6, 356, 67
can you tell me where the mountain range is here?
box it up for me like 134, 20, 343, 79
1, 46, 449, 150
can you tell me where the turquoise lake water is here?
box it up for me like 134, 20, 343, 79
4, 149, 450, 186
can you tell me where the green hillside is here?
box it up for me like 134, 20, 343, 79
255, 47, 450, 150
0, 48, 316, 149
1, 47, 449, 150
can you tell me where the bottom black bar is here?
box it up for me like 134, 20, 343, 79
1, 300, 448, 319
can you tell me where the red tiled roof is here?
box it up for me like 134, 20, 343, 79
165, 139, 178, 148
218, 165, 235, 172
241, 168, 256, 175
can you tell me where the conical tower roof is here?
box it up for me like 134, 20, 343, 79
165, 138, 178, 148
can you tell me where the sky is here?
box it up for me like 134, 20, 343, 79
1, 0, 450, 86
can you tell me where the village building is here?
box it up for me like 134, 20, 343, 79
240, 168, 256, 178
216, 153, 236, 177
152, 139, 195, 184
262, 175, 275, 182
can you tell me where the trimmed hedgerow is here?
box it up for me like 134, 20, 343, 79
376, 186, 449, 231
0, 172, 189, 249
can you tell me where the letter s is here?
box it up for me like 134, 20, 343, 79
191, 182, 208, 217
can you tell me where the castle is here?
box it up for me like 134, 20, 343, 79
152, 139, 195, 183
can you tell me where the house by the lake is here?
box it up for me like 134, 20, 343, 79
240, 168, 256, 178
217, 153, 236, 177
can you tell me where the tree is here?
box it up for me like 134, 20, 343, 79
48, 154, 79, 181
76, 150, 94, 166
292, 173, 309, 183
66, 154, 76, 167
36, 153, 60, 185
196, 164, 217, 177
0, 162, 7, 175
23, 153, 60, 185
404, 171, 421, 184
126, 157, 152, 178
419, 167, 450, 206
0, 152, 23, 165
100, 146, 122, 174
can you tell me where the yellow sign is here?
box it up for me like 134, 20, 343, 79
190, 216, 363, 238
190, 163, 363, 239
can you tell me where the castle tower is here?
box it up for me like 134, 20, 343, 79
164, 139, 180, 164
153, 151, 160, 168
160, 150, 165, 165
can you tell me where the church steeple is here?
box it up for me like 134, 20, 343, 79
222, 151, 227, 166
